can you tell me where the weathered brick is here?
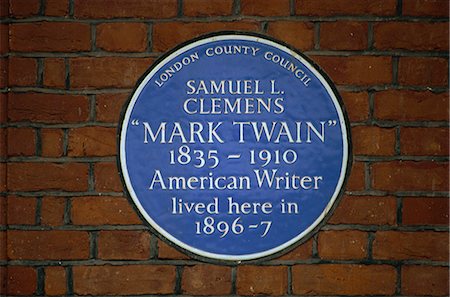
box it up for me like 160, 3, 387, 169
7, 162, 89, 191
45, 266, 66, 296
340, 91, 369, 122
10, 0, 40, 18
373, 231, 448, 261
10, 22, 91, 52
74, 0, 177, 19
267, 21, 315, 51
403, 0, 449, 17
71, 196, 141, 225
7, 196, 36, 225
0, 58, 7, 88
96, 93, 129, 123
372, 161, 448, 191
352, 126, 396, 156
73, 265, 176, 295
41, 129, 64, 157
7, 127, 36, 156
183, 0, 233, 16
8, 93, 90, 123
43, 58, 66, 88
96, 23, 148, 52
329, 195, 397, 225
311, 56, 392, 86
346, 161, 365, 191
402, 265, 449, 296
241, 0, 290, 16
296, 0, 397, 16
158, 240, 190, 259
153, 22, 260, 52
320, 22, 368, 50
292, 264, 397, 295
277, 238, 313, 260
40, 197, 66, 226
398, 57, 448, 86
318, 230, 367, 260
402, 197, 449, 226
237, 266, 287, 296
374, 22, 448, 50
8, 57, 37, 86
97, 230, 150, 260
94, 162, 123, 192
70, 57, 152, 88
401, 127, 449, 156
45, 0, 69, 16
7, 266, 37, 295
0, 24, 7, 54
8, 230, 89, 260
68, 127, 116, 157
182, 265, 232, 295
374, 90, 449, 121
0, 94, 6, 124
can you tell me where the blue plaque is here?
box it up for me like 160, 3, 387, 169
118, 32, 351, 262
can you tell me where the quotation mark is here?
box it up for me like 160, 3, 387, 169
131, 119, 140, 126
328, 120, 337, 127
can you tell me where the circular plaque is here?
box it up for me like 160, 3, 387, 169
118, 32, 351, 262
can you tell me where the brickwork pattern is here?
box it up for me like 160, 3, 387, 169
0, 0, 448, 296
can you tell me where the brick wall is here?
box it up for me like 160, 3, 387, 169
1, 0, 449, 295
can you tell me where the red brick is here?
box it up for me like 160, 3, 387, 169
0, 128, 5, 158
41, 197, 66, 226
158, 240, 190, 259
403, 197, 449, 225
0, 24, 7, 55
320, 22, 368, 50
8, 57, 37, 86
10, 0, 40, 18
398, 57, 448, 86
94, 162, 123, 192
267, 21, 315, 51
401, 127, 448, 156
0, 58, 7, 88
373, 231, 448, 261
96, 23, 148, 52
71, 196, 141, 225
292, 264, 396, 295
43, 58, 66, 88
375, 22, 448, 51
352, 126, 396, 156
0, 94, 6, 124
8, 162, 89, 191
329, 195, 397, 225
0, 164, 5, 194
74, 0, 177, 18
403, 0, 449, 17
0, 266, 5, 294
45, 266, 66, 296
7, 266, 37, 295
347, 161, 365, 191
45, 0, 69, 16
70, 57, 152, 88
0, 0, 7, 17
10, 22, 91, 52
241, 0, 290, 16
374, 90, 449, 121
8, 230, 89, 260
182, 265, 232, 295
372, 161, 448, 191
311, 56, 392, 86
73, 265, 176, 295
8, 93, 90, 123
0, 231, 6, 260
402, 265, 449, 296
341, 91, 369, 122
96, 93, 129, 123
7, 196, 36, 225
153, 22, 260, 52
183, 0, 233, 16
68, 127, 116, 157
97, 230, 150, 260
277, 238, 313, 260
296, 0, 397, 16
237, 266, 287, 296
318, 230, 367, 260
41, 129, 64, 157
7, 127, 36, 156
